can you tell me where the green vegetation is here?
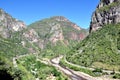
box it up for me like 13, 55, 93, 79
67, 24, 120, 71
27, 16, 87, 59
28, 16, 87, 39
92, 62, 120, 71
59, 57, 102, 77
17, 55, 68, 80
113, 73, 120, 79
1, 8, 120, 79
40, 40, 71, 59
28, 16, 87, 41
0, 37, 28, 59
39, 39, 81, 59
0, 16, 86, 79
0, 36, 31, 79
92, 68, 102, 73
117, 32, 120, 50
97, 2, 120, 12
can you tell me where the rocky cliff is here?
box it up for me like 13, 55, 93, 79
0, 9, 26, 38
67, 0, 120, 73
0, 8, 88, 54
22, 16, 88, 49
90, 0, 120, 32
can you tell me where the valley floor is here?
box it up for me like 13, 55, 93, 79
51, 56, 120, 80
12, 54, 120, 80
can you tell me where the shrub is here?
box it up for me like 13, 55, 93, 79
93, 68, 103, 73
113, 73, 120, 79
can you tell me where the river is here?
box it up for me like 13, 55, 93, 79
50, 56, 88, 80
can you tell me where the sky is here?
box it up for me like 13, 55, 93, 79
0, 0, 99, 29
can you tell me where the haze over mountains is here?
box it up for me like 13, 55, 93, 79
0, 0, 120, 80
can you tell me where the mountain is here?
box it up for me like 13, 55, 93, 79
0, 9, 30, 80
0, 36, 68, 80
90, 0, 120, 32
0, 9, 26, 38
27, 16, 88, 43
17, 16, 88, 55
0, 1, 120, 79
0, 8, 88, 57
66, 0, 120, 72
0, 9, 88, 80
0, 10, 81, 80
67, 24, 120, 70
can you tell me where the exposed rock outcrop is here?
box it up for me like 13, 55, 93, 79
0, 9, 26, 38
0, 9, 88, 51
49, 24, 64, 43
90, 0, 120, 32
23, 16, 88, 49
51, 16, 81, 30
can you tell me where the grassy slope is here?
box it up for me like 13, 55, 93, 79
0, 36, 28, 59
0, 37, 69, 80
0, 37, 31, 79
66, 24, 120, 71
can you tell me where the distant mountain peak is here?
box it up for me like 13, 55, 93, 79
26, 16, 88, 49
49, 16, 81, 30
50, 16, 70, 22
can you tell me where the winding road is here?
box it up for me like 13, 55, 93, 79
50, 56, 95, 80
51, 61, 86, 80
13, 54, 119, 80
13, 54, 94, 80
64, 56, 120, 74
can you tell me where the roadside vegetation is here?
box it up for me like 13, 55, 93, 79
60, 57, 103, 77
17, 54, 69, 80
66, 24, 120, 73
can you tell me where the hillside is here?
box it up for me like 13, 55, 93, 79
1, 0, 120, 79
67, 20, 120, 71
0, 9, 26, 38
90, 0, 120, 32
0, 10, 72, 80
61, 0, 120, 77
66, 0, 120, 72
0, 9, 88, 80
18, 16, 88, 58
27, 16, 87, 45
0, 37, 29, 80
0, 36, 69, 80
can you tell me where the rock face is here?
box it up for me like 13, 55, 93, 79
23, 16, 88, 49
0, 9, 88, 50
0, 9, 26, 38
49, 24, 64, 43
90, 0, 120, 32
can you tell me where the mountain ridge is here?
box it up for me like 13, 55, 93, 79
25, 16, 88, 49
0, 0, 120, 79
90, 0, 120, 32
0, 8, 26, 38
